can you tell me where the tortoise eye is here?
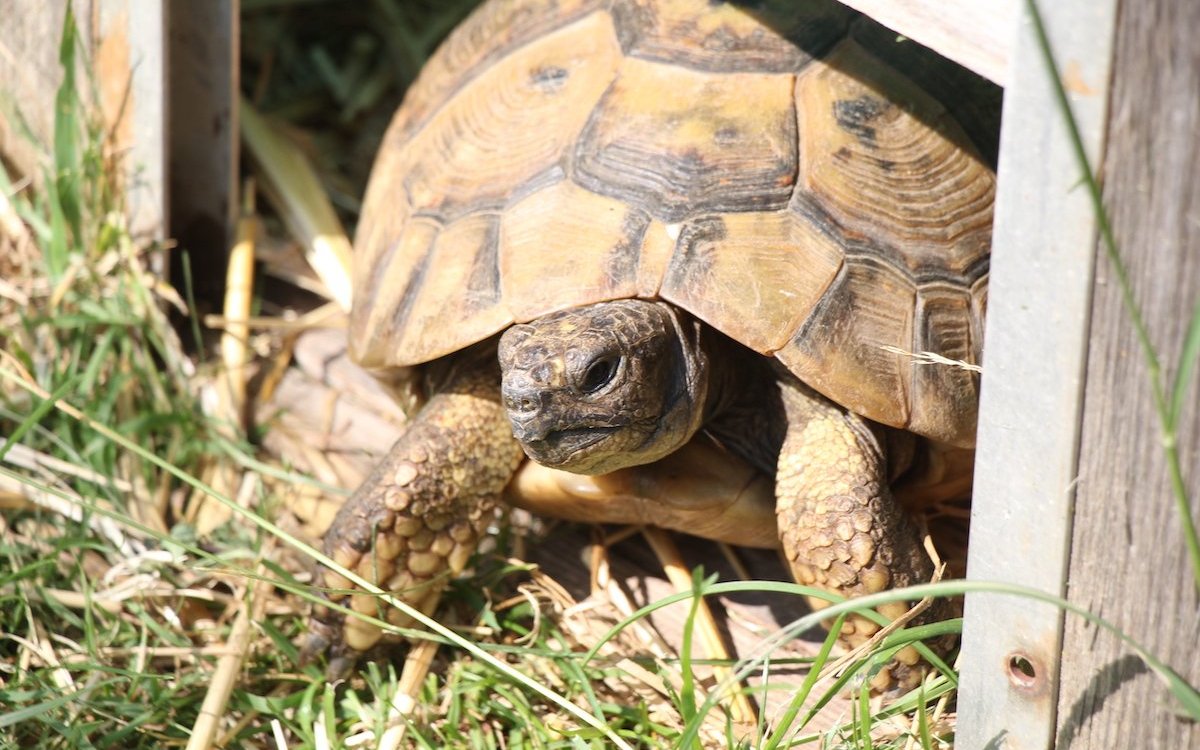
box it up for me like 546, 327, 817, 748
580, 356, 619, 394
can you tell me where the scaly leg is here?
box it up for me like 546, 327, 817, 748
775, 378, 951, 689
307, 360, 524, 678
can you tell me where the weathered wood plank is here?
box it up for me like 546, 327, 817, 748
1055, 0, 1200, 745
835, 0, 1017, 85
0, 0, 95, 183
94, 0, 166, 243
956, 0, 1118, 747
0, 1, 165, 245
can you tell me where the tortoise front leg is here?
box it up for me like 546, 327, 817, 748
308, 361, 524, 678
774, 378, 951, 690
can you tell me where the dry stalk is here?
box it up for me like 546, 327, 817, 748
641, 527, 758, 726
186, 557, 275, 750
879, 344, 983, 373
240, 99, 353, 310
218, 181, 260, 431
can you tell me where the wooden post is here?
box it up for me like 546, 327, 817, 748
1055, 0, 1200, 745
0, 1, 75, 183
1, 2, 239, 271
834, 0, 1017, 85
0, 1, 166, 245
956, 0, 1118, 747
168, 0, 239, 266
94, 0, 167, 245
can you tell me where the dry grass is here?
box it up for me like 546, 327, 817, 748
0, 3, 973, 748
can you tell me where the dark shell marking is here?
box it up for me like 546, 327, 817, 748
352, 0, 999, 447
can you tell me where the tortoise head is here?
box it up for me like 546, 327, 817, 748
498, 299, 710, 475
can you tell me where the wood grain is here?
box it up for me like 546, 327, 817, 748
0, 1, 165, 244
956, 0, 1118, 744
1057, 0, 1200, 745
95, 1, 166, 242
836, 0, 1016, 86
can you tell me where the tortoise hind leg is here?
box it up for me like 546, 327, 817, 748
307, 359, 524, 678
774, 377, 952, 690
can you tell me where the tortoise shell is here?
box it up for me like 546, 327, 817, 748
350, 0, 997, 447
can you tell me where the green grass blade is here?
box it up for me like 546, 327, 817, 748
0, 368, 635, 750
1027, 0, 1200, 590
0, 682, 113, 729
916, 685, 933, 749
855, 681, 874, 750
676, 568, 717, 749
0, 376, 78, 464
761, 613, 846, 750
1169, 297, 1200, 429
51, 5, 83, 270
44, 163, 70, 280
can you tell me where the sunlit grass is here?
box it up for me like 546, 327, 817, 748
0, 5, 959, 749
9, 1, 1198, 748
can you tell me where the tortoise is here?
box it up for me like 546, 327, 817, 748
310, 0, 998, 688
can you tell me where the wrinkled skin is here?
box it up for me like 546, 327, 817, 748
499, 300, 713, 474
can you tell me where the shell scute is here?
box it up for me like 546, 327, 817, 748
352, 0, 998, 443
796, 39, 994, 275
386, 0, 607, 144
574, 57, 797, 222
352, 217, 439, 368
499, 180, 645, 322
776, 255, 915, 429
659, 211, 843, 355
908, 285, 981, 444
384, 11, 622, 221
611, 0, 853, 73
394, 214, 513, 366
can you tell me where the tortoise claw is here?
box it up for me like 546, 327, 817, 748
307, 364, 522, 675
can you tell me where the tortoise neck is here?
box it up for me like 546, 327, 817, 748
699, 329, 788, 478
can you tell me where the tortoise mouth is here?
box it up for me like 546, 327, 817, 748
524, 426, 619, 468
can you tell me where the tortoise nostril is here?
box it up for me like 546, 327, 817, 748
505, 391, 540, 416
